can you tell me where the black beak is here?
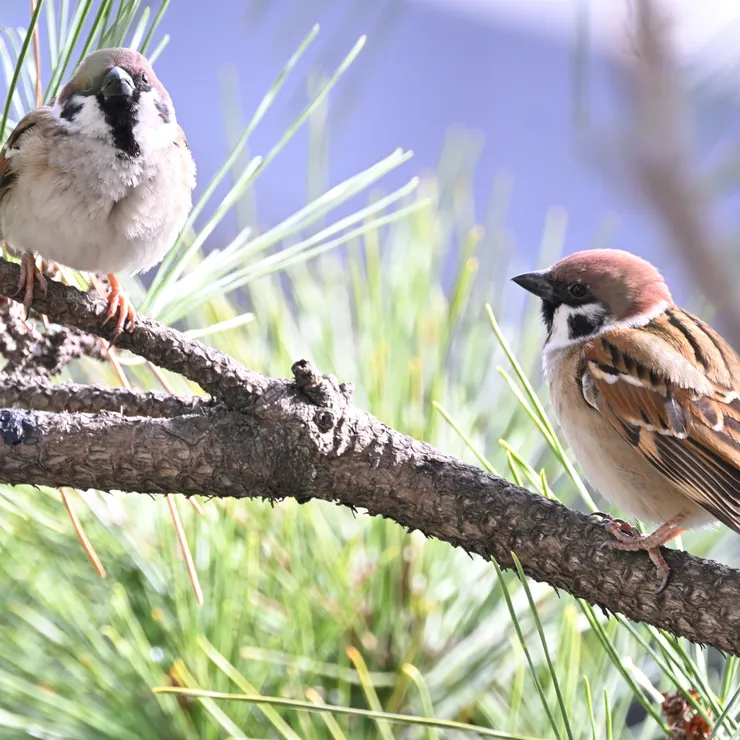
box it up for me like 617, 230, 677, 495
511, 270, 556, 301
101, 66, 135, 101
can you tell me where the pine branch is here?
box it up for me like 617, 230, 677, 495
0, 257, 738, 657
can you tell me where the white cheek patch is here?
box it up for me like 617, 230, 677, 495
52, 91, 174, 156
545, 299, 670, 353
548, 303, 608, 350
133, 91, 174, 153
54, 95, 112, 140
548, 305, 574, 348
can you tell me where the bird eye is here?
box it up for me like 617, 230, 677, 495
83, 77, 94, 92
568, 283, 588, 298
139, 71, 149, 85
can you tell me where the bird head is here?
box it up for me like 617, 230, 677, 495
54, 47, 176, 158
512, 249, 673, 348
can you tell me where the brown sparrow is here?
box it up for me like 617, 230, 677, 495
513, 249, 740, 592
0, 47, 196, 336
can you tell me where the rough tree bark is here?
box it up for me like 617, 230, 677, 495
0, 257, 739, 657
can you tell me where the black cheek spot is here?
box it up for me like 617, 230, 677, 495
568, 311, 604, 339
60, 100, 83, 121
0, 409, 37, 446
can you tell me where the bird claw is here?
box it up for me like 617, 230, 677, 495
15, 252, 47, 309
101, 275, 136, 341
654, 568, 670, 595
594, 511, 676, 594
607, 538, 672, 594
590, 511, 639, 539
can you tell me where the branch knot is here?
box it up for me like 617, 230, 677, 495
292, 359, 354, 434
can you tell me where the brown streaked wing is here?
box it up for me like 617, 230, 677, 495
582, 318, 740, 534
680, 308, 740, 385
0, 110, 44, 201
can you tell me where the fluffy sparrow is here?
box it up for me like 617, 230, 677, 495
0, 47, 196, 336
513, 249, 740, 592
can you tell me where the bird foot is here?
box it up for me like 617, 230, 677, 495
590, 511, 639, 541
101, 274, 136, 340
15, 252, 47, 308
590, 511, 687, 594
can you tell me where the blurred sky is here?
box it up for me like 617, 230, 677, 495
423, 0, 740, 58
3, 0, 740, 303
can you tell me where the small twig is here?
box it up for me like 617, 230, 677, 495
166, 493, 203, 607
102, 340, 131, 389
147, 360, 175, 393
30, 0, 43, 107
60, 487, 106, 578
0, 296, 107, 377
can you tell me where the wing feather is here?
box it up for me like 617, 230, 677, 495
0, 108, 51, 202
582, 306, 740, 533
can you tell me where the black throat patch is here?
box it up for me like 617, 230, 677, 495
540, 299, 559, 338
97, 92, 142, 159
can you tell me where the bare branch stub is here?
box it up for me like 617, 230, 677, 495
292, 359, 353, 432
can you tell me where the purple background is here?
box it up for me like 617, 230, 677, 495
3, 0, 691, 295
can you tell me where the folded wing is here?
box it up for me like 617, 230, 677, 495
581, 306, 740, 533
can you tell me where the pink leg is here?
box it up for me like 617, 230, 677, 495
592, 512, 688, 593
15, 252, 47, 307
101, 274, 136, 341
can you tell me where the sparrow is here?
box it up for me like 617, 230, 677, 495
512, 249, 740, 592
0, 47, 196, 336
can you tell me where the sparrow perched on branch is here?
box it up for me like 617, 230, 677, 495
0, 47, 196, 336
513, 249, 740, 592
